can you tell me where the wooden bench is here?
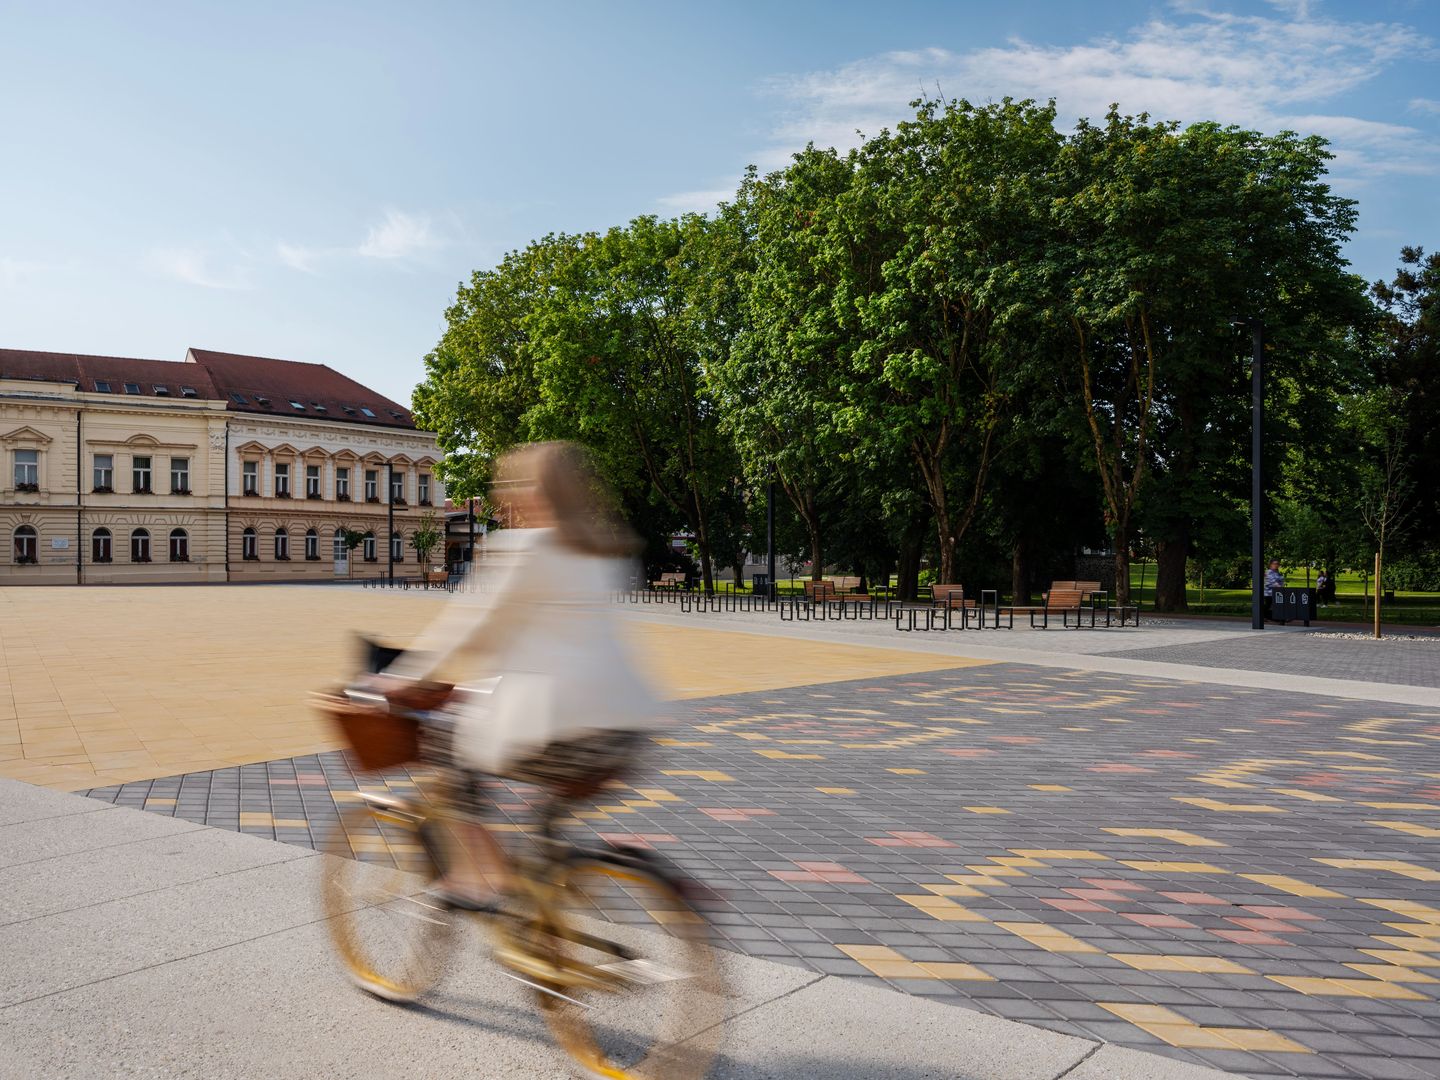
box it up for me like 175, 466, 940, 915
995, 580, 1102, 629
928, 584, 980, 627
650, 571, 687, 594
423, 568, 449, 589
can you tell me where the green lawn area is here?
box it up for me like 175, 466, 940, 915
706, 570, 1440, 628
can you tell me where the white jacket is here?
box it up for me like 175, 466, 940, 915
389, 528, 664, 771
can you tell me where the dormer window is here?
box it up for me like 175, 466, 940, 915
360, 407, 375, 418
289, 401, 305, 410
154, 386, 170, 396
255, 396, 271, 406
180, 386, 198, 398
123, 383, 141, 395
312, 403, 327, 413
231, 392, 248, 405
341, 406, 357, 415
94, 380, 111, 393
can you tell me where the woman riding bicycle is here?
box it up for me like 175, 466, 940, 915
374, 440, 666, 906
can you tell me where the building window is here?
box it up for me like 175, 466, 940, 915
130, 528, 151, 563
362, 534, 376, 562
336, 467, 350, 500
14, 449, 39, 491
169, 528, 189, 562
94, 380, 111, 393
275, 528, 290, 560
360, 407, 376, 418
390, 472, 405, 504
93, 454, 114, 492
242, 460, 259, 495
92, 528, 112, 563
305, 528, 319, 560
419, 474, 431, 505
13, 525, 37, 564
170, 457, 190, 494
242, 527, 258, 560
123, 382, 141, 395
306, 464, 321, 498
132, 456, 152, 493
333, 534, 347, 561
364, 470, 378, 502
274, 463, 291, 498
390, 532, 404, 562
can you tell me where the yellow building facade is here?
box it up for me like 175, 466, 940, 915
1, 348, 442, 585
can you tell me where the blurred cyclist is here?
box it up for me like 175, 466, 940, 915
375, 441, 665, 906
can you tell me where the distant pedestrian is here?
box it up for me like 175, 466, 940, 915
1263, 559, 1285, 622
1315, 569, 1329, 607
1323, 568, 1338, 605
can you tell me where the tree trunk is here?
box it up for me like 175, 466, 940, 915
896, 505, 929, 601
1011, 537, 1032, 605
808, 524, 824, 582
1153, 535, 1189, 612
1113, 541, 1131, 607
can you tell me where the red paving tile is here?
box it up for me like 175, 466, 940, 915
1158, 891, 1231, 905
1122, 912, 1197, 929
1043, 898, 1111, 913
1210, 928, 1290, 946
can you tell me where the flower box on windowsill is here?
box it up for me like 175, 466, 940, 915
365, 556, 378, 563
391, 498, 407, 507
15, 482, 40, 493
171, 556, 190, 563
275, 491, 292, 499
93, 557, 112, 564
336, 493, 351, 502
171, 488, 192, 496
307, 493, 323, 500
305, 555, 321, 562
134, 487, 153, 495
275, 555, 291, 561
243, 489, 260, 497
92, 485, 114, 494
243, 555, 259, 562
418, 499, 432, 507
133, 557, 152, 564
366, 496, 381, 504
15, 556, 38, 565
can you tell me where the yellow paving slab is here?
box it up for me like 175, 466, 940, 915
0, 586, 992, 791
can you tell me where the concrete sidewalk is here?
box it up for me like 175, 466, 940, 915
0, 779, 1232, 1079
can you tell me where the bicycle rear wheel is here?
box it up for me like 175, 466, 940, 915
319, 803, 456, 1002
532, 854, 725, 1080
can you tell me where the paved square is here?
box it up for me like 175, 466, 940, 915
89, 659, 1440, 1080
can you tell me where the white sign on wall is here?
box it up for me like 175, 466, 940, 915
51, 538, 69, 550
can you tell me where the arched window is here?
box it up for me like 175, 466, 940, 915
274, 527, 290, 560
390, 531, 404, 562
304, 528, 319, 560
242, 527, 258, 560
92, 527, 112, 563
130, 528, 151, 563
169, 528, 189, 562
362, 533, 376, 562
13, 525, 37, 563
332, 532, 347, 561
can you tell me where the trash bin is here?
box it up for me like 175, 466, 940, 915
750, 573, 770, 596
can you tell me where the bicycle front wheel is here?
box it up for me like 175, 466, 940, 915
319, 803, 456, 1002
532, 855, 725, 1080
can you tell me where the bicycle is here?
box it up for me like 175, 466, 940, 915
315, 680, 726, 1080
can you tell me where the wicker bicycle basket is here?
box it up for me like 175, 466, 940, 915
314, 690, 421, 772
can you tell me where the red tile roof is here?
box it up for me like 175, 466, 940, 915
187, 349, 416, 430
0, 348, 220, 399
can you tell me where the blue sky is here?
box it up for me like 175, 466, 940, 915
2, 0, 1436, 406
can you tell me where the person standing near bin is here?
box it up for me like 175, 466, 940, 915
1264, 559, 1286, 623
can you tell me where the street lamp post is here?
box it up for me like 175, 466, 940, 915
765, 475, 776, 602
1248, 318, 1265, 630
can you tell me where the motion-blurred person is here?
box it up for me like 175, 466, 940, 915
1264, 559, 1286, 623
379, 441, 664, 906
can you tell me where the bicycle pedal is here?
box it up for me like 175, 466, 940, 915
596, 958, 689, 985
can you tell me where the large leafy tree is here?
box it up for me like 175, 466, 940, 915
831, 98, 1061, 584
1049, 111, 1363, 606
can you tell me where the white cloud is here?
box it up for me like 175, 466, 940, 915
655, 189, 733, 214
142, 247, 251, 290
1410, 97, 1440, 115
752, 2, 1437, 181
276, 241, 322, 274
357, 209, 440, 260
0, 257, 50, 286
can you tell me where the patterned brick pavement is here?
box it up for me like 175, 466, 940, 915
88, 663, 1440, 1079
1107, 635, 1440, 689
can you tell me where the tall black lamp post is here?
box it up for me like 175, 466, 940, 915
765, 474, 776, 601
1241, 317, 1265, 630
387, 461, 395, 586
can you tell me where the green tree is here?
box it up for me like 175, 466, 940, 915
409, 510, 444, 567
